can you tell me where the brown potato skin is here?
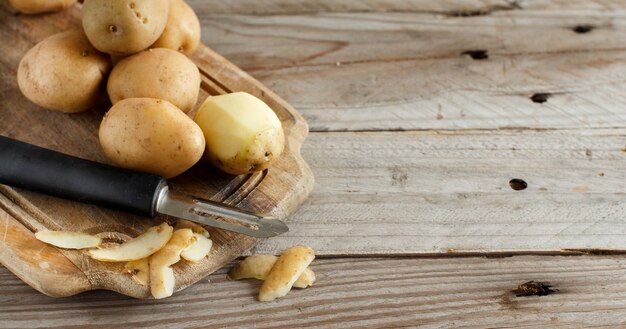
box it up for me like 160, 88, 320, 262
99, 98, 205, 178
82, 0, 169, 55
107, 48, 200, 113
17, 29, 110, 113
9, 0, 76, 14
151, 0, 201, 55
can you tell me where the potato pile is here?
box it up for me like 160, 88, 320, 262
15, 0, 285, 178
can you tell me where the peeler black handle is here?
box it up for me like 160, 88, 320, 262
0, 135, 166, 217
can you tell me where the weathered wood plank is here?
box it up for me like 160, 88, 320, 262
191, 0, 626, 15
192, 0, 626, 131
252, 128, 626, 255
2, 255, 626, 328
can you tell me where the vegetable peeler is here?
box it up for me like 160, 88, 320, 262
0, 135, 289, 238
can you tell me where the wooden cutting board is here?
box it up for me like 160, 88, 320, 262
0, 3, 313, 298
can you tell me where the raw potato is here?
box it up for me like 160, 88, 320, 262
195, 92, 285, 175
228, 254, 315, 288
107, 48, 200, 113
34, 230, 102, 249
150, 229, 196, 299
99, 98, 205, 178
180, 233, 212, 262
89, 223, 173, 262
124, 258, 150, 286
82, 0, 169, 55
17, 29, 110, 113
151, 0, 201, 55
258, 246, 315, 301
9, 0, 76, 14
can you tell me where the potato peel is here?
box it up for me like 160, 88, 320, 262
258, 246, 315, 301
124, 258, 150, 286
180, 233, 213, 262
150, 228, 196, 299
175, 219, 210, 238
293, 268, 316, 289
228, 254, 315, 288
88, 223, 173, 262
35, 230, 102, 249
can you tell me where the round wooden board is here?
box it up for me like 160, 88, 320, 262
0, 3, 313, 298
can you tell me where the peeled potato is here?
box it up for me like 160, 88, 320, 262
82, 0, 169, 55
9, 0, 76, 14
150, 228, 196, 299
34, 230, 102, 249
227, 254, 315, 288
99, 98, 205, 178
151, 0, 201, 55
88, 223, 173, 262
17, 29, 110, 113
195, 92, 285, 175
107, 48, 200, 113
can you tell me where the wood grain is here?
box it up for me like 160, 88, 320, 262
2, 255, 626, 328
0, 3, 313, 297
2, 0, 626, 326
192, 0, 626, 132
252, 128, 626, 255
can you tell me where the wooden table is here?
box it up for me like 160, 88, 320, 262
2, 0, 626, 327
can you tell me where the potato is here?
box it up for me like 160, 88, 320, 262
82, 0, 169, 55
151, 0, 201, 55
107, 48, 200, 113
17, 29, 110, 113
194, 92, 285, 175
99, 98, 205, 178
9, 0, 76, 14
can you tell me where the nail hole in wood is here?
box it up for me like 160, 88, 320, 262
462, 50, 488, 60
573, 25, 594, 34
530, 93, 550, 103
449, 10, 489, 17
513, 281, 556, 297
509, 179, 527, 191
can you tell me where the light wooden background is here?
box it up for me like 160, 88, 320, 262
2, 0, 626, 327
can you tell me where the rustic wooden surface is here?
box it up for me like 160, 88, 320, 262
2, 255, 626, 328
0, 2, 313, 298
206, 0, 626, 255
2, 0, 626, 327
